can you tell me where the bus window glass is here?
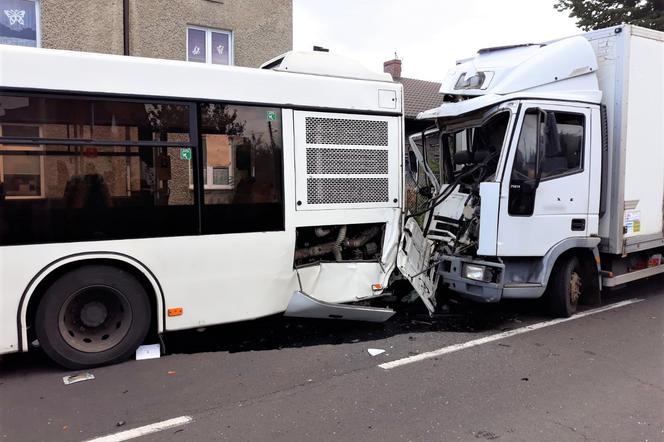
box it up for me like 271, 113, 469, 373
0, 94, 191, 143
198, 103, 284, 234
0, 144, 196, 246
93, 100, 190, 143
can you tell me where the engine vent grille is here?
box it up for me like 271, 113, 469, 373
307, 178, 389, 204
306, 148, 388, 175
305, 117, 388, 146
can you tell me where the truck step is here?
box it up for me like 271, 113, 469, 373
602, 263, 664, 287
284, 291, 395, 323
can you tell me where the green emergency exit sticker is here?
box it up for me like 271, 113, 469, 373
180, 148, 192, 161
267, 111, 277, 121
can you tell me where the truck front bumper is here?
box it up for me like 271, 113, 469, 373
437, 255, 505, 303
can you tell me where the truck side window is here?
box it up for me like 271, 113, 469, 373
541, 112, 584, 180
511, 110, 584, 183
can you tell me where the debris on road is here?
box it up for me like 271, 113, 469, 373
135, 344, 161, 360
62, 373, 95, 385
167, 370, 177, 375
367, 348, 385, 356
116, 420, 126, 427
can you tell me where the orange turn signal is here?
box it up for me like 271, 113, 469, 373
371, 283, 383, 291
168, 307, 183, 317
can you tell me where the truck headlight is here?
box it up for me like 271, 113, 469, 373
462, 263, 493, 282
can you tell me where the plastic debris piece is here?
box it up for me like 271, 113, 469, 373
367, 348, 385, 356
135, 343, 161, 360
62, 373, 95, 385
116, 421, 126, 427
167, 371, 177, 375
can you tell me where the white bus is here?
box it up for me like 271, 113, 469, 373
0, 45, 410, 368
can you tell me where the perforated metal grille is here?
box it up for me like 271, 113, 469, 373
305, 117, 388, 146
307, 178, 389, 204
306, 148, 388, 175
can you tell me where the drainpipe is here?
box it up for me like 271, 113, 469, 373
123, 0, 129, 55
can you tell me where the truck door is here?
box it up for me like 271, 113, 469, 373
397, 132, 441, 314
497, 103, 591, 256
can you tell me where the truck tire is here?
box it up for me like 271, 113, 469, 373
546, 255, 583, 318
35, 265, 151, 369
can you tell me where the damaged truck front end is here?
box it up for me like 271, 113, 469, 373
401, 102, 517, 306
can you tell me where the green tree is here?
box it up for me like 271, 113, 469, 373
554, 0, 664, 31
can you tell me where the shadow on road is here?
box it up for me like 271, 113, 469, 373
1, 274, 661, 372
162, 274, 664, 355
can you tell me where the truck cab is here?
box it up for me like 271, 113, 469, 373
398, 25, 664, 317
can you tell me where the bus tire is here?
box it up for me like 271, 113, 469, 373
35, 264, 151, 369
546, 255, 582, 318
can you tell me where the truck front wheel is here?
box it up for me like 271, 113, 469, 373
546, 255, 583, 318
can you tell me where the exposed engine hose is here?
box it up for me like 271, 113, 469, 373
343, 226, 380, 248
314, 227, 332, 237
332, 225, 347, 261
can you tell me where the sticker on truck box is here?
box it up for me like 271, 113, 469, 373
623, 210, 641, 234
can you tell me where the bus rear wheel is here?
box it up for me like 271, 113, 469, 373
35, 265, 151, 369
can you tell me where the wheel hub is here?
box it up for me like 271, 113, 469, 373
80, 301, 108, 328
58, 286, 132, 353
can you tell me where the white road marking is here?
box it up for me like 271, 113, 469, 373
84, 416, 192, 442
379, 298, 643, 370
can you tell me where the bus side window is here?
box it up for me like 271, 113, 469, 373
198, 103, 284, 234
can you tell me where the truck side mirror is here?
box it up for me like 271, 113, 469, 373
508, 108, 548, 216
533, 108, 547, 189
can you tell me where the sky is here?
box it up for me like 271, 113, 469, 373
293, 0, 581, 82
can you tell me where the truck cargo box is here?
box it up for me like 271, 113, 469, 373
586, 25, 664, 255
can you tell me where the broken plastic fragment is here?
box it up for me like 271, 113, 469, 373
367, 348, 386, 356
135, 344, 161, 360
62, 373, 95, 385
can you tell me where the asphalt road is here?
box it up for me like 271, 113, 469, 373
1, 277, 663, 442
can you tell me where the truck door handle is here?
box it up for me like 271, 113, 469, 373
571, 219, 586, 231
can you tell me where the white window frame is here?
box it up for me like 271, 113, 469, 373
0, 124, 45, 199
186, 25, 233, 65
0, 0, 41, 47
205, 164, 234, 190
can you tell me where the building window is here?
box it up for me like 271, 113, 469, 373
0, 0, 39, 47
186, 26, 232, 65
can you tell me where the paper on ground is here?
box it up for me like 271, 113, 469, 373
136, 343, 161, 360
367, 348, 385, 356
63, 372, 95, 385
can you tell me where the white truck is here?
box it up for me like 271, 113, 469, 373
399, 25, 664, 317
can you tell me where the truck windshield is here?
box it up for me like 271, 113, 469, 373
439, 110, 511, 184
